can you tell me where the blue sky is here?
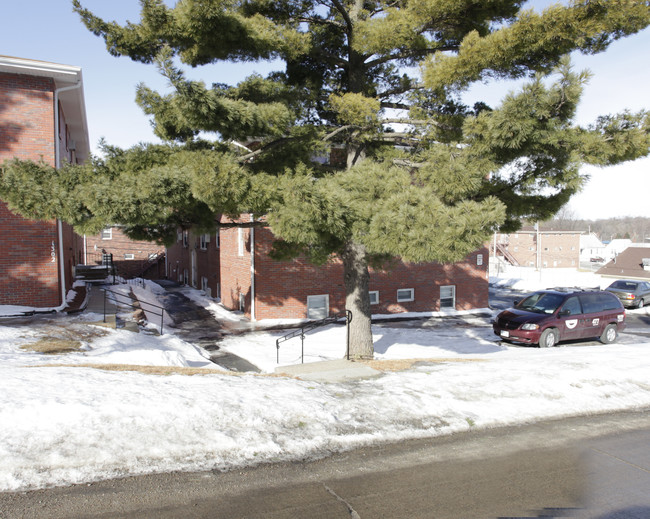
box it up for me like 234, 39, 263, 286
2, 0, 649, 221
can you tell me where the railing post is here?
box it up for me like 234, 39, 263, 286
346, 310, 352, 360
301, 332, 305, 364
103, 289, 107, 323
160, 310, 164, 335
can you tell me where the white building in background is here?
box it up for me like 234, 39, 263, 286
579, 233, 606, 262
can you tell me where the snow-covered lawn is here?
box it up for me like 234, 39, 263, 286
0, 268, 649, 492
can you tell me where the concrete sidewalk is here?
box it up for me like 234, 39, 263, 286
275, 359, 381, 382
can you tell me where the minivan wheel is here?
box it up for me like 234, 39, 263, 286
600, 324, 618, 344
539, 328, 558, 348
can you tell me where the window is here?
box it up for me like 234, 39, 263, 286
239, 293, 246, 312
216, 230, 220, 248
216, 282, 221, 300
238, 228, 244, 256
440, 285, 456, 309
307, 295, 329, 319
177, 230, 183, 242
124, 253, 135, 260
560, 296, 582, 316
397, 288, 414, 302
183, 269, 189, 285
182, 231, 189, 248
200, 233, 210, 250
101, 228, 112, 240
369, 291, 379, 305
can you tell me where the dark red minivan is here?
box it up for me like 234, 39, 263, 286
493, 289, 626, 348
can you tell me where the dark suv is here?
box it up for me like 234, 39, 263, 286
493, 289, 626, 348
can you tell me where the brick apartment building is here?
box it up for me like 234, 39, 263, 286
168, 215, 489, 321
85, 226, 166, 280
492, 227, 581, 269
0, 56, 89, 308
166, 228, 221, 297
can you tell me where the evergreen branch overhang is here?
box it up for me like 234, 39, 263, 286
217, 220, 269, 229
365, 46, 458, 68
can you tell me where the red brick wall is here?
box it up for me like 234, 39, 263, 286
0, 72, 55, 164
219, 219, 489, 320
86, 227, 165, 279
0, 202, 61, 307
220, 225, 252, 312
498, 232, 580, 268
0, 72, 82, 307
166, 229, 220, 295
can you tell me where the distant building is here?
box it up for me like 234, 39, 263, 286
597, 247, 650, 280
85, 226, 166, 280
166, 228, 221, 298
0, 56, 89, 308
492, 227, 581, 268
579, 233, 606, 263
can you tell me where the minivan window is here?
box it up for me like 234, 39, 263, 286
579, 292, 620, 313
560, 296, 582, 316
517, 292, 565, 314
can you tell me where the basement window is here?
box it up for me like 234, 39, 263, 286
369, 291, 379, 305
124, 253, 135, 260
397, 288, 414, 303
440, 285, 456, 309
307, 294, 329, 320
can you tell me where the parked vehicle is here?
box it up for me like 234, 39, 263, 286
493, 288, 626, 347
605, 279, 650, 309
590, 256, 605, 263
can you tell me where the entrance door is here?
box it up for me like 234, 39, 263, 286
191, 250, 197, 288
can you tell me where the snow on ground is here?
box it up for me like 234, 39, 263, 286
1, 268, 649, 492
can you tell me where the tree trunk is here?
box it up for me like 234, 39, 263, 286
342, 240, 374, 359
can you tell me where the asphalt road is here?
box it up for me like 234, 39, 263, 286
2, 410, 650, 519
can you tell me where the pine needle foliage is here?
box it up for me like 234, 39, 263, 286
2, 0, 649, 357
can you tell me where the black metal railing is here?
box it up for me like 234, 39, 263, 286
102, 287, 166, 335
275, 310, 352, 364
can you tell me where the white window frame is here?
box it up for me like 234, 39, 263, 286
182, 231, 189, 248
397, 288, 414, 303
238, 228, 244, 256
440, 285, 456, 309
101, 228, 112, 240
477, 254, 484, 266
124, 253, 135, 260
200, 233, 210, 250
369, 291, 379, 305
307, 294, 329, 320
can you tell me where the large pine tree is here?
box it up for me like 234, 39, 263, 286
3, 0, 650, 358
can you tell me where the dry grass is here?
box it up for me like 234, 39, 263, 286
359, 357, 488, 372
33, 363, 287, 378
20, 338, 84, 355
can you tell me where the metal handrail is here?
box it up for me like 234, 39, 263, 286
102, 287, 166, 334
275, 310, 352, 364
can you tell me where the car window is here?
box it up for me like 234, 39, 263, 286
517, 292, 565, 314
610, 280, 638, 290
580, 292, 621, 313
598, 292, 623, 310
560, 296, 582, 316
579, 293, 602, 313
